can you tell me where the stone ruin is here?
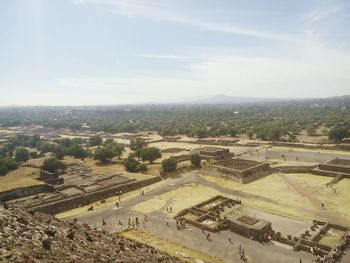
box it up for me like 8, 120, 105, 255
312, 158, 350, 186
175, 196, 350, 262
273, 220, 350, 262
174, 195, 272, 241
7, 164, 160, 214
202, 158, 272, 184
195, 146, 232, 160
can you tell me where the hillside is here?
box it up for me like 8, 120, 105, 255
0, 204, 182, 263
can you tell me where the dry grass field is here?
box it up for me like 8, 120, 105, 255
120, 229, 226, 263
0, 167, 42, 192
201, 173, 350, 225
131, 183, 235, 215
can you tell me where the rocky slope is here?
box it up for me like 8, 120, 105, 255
0, 204, 182, 263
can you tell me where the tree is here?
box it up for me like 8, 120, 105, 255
247, 130, 254, 139
103, 138, 114, 145
329, 126, 350, 142
190, 154, 201, 168
29, 134, 41, 147
306, 125, 317, 136
162, 157, 177, 173
3, 158, 18, 171
196, 127, 208, 138
42, 157, 66, 173
140, 147, 161, 164
69, 144, 88, 159
93, 147, 114, 163
124, 155, 140, 172
15, 148, 29, 163
228, 127, 238, 137
89, 135, 103, 147
0, 165, 8, 176
130, 138, 146, 151
106, 142, 125, 159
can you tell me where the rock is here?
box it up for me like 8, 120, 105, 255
45, 227, 56, 238
67, 231, 75, 240
42, 238, 51, 250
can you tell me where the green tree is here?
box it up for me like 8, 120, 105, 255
247, 130, 254, 139
228, 127, 238, 137
15, 148, 29, 162
196, 127, 208, 138
190, 154, 201, 168
329, 126, 350, 142
3, 158, 18, 171
93, 147, 114, 163
306, 125, 317, 136
69, 144, 88, 159
0, 165, 8, 176
140, 147, 161, 164
42, 157, 66, 173
130, 138, 146, 151
123, 155, 140, 172
89, 135, 103, 147
162, 157, 177, 173
106, 142, 125, 159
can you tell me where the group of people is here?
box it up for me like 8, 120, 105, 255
175, 220, 186, 230
238, 244, 246, 261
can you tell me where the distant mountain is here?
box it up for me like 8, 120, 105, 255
172, 95, 292, 105
163, 94, 350, 105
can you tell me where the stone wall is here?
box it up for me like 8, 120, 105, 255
28, 176, 161, 214
40, 170, 59, 181
0, 184, 54, 202
273, 166, 317, 173
202, 162, 271, 184
319, 164, 350, 174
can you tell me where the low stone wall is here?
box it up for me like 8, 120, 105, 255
319, 164, 350, 175
173, 155, 191, 163
202, 162, 271, 184
274, 166, 317, 173
40, 170, 59, 181
0, 184, 54, 202
28, 176, 161, 214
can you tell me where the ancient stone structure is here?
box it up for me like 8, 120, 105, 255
273, 219, 350, 262
202, 158, 271, 184
40, 170, 64, 185
7, 164, 161, 214
175, 195, 272, 241
312, 158, 350, 186
195, 146, 231, 160
192, 139, 239, 146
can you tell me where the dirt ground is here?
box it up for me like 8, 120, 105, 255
0, 167, 42, 192
201, 173, 350, 226
121, 229, 226, 263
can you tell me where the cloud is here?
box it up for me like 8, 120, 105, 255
75, 0, 301, 43
59, 43, 350, 103
304, 6, 342, 24
139, 54, 197, 61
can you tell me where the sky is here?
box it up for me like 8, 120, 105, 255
0, 0, 350, 105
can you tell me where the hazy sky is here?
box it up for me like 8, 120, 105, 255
1, 0, 350, 105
